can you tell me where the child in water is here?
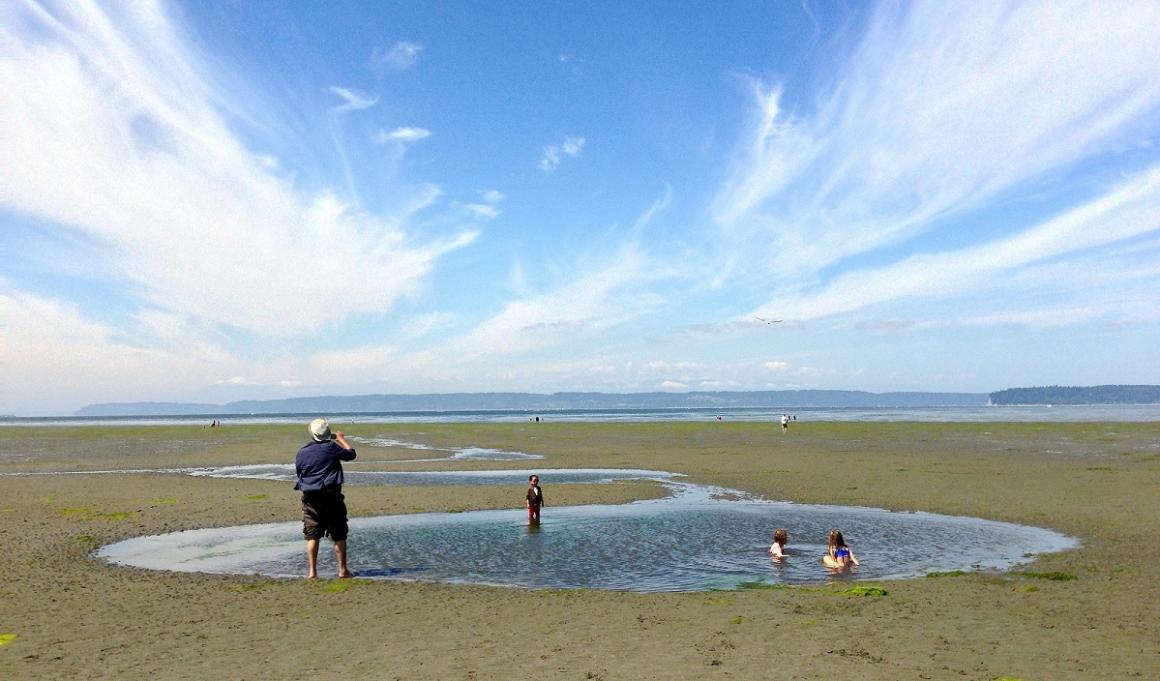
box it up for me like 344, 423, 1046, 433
822, 529, 860, 569
525, 474, 543, 525
768, 528, 788, 561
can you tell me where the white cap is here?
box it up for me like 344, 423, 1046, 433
308, 418, 331, 442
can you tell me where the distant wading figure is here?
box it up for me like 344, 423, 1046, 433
294, 418, 357, 579
526, 474, 544, 525
822, 529, 860, 570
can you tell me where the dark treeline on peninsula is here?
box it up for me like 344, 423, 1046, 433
989, 385, 1160, 405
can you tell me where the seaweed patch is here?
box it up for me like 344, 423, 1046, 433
234, 580, 279, 593
1018, 571, 1077, 581
319, 580, 359, 593
839, 586, 888, 597
737, 581, 793, 591
59, 507, 136, 521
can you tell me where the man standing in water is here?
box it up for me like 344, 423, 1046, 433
526, 474, 544, 525
294, 418, 356, 579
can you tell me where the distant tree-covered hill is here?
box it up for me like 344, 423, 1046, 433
75, 390, 989, 416
989, 385, 1160, 405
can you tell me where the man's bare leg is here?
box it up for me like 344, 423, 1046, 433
306, 538, 320, 579
335, 539, 352, 578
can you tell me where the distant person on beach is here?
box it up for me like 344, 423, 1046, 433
294, 418, 357, 579
526, 474, 544, 525
822, 529, 859, 569
780, 414, 789, 432
769, 528, 788, 561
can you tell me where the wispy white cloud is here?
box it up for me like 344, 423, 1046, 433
463, 203, 500, 219
371, 41, 423, 73
328, 86, 378, 112
215, 376, 254, 386
757, 167, 1160, 322
455, 189, 506, 219
400, 311, 457, 338
698, 380, 736, 389
440, 187, 688, 362
507, 260, 530, 296
372, 126, 431, 144
306, 344, 398, 375
645, 360, 704, 371
540, 136, 586, 172
713, 0, 1160, 284
445, 242, 661, 361
0, 290, 240, 413
0, 1, 476, 340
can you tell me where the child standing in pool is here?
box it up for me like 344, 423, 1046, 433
769, 528, 788, 561
526, 474, 543, 525
822, 529, 859, 569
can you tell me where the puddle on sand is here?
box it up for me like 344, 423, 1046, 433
97, 469, 1076, 592
347, 437, 543, 461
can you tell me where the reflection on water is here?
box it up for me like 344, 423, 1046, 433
97, 470, 1076, 591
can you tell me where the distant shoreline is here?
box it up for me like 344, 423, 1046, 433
5, 403, 1160, 425
60, 386, 1160, 419
74, 389, 992, 417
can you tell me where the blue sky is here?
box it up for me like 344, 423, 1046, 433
2, 0, 1159, 415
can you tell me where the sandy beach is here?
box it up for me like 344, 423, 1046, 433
1, 421, 1157, 680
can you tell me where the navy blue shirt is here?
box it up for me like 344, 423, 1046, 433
294, 439, 356, 492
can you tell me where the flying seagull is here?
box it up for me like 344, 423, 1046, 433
754, 316, 783, 324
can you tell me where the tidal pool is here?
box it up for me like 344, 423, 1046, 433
347, 437, 544, 461
97, 470, 1076, 591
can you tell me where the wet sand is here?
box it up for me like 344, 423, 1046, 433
1, 421, 1157, 680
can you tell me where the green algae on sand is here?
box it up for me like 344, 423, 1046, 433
1018, 571, 1077, 581
839, 585, 888, 597
926, 570, 971, 578
736, 583, 887, 597
318, 580, 360, 594
58, 506, 136, 521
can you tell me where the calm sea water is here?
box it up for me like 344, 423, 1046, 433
4, 403, 1160, 426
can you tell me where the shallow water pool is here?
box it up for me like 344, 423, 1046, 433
97, 470, 1076, 591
